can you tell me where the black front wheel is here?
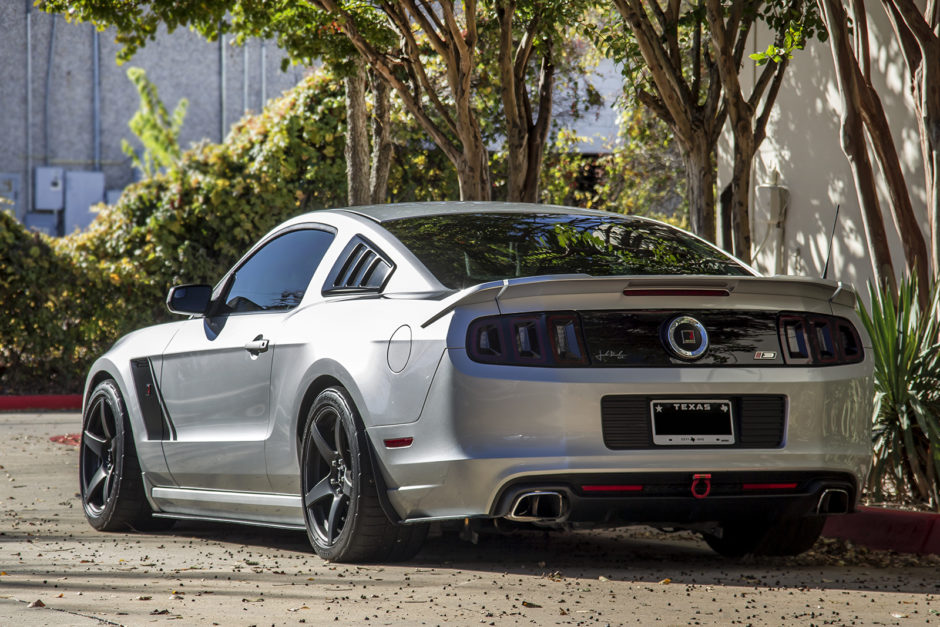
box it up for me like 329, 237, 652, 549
80, 379, 171, 531
300, 387, 426, 562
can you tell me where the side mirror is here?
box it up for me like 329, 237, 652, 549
166, 284, 212, 316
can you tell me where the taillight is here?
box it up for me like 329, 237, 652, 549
467, 312, 589, 366
776, 313, 863, 365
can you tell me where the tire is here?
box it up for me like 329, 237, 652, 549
80, 379, 171, 532
704, 516, 826, 558
300, 387, 427, 563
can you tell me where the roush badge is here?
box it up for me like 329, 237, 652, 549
662, 315, 709, 360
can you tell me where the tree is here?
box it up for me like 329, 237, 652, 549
41, 0, 589, 203
39, 0, 392, 207
604, 0, 726, 241
604, 1, 819, 261
878, 1, 939, 279
814, 0, 931, 297
120, 67, 188, 179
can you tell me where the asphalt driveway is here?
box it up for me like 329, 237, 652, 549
1, 411, 937, 625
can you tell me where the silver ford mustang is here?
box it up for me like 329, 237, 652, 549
80, 202, 873, 561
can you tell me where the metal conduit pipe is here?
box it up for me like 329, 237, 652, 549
219, 28, 226, 142
243, 42, 248, 113
93, 28, 101, 171
260, 40, 266, 109
25, 0, 33, 215
44, 14, 57, 166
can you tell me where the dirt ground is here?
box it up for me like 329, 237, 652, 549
1, 411, 938, 626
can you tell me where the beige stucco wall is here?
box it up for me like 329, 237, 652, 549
723, 9, 926, 301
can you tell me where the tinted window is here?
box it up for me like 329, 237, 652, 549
382, 213, 751, 289
223, 228, 335, 313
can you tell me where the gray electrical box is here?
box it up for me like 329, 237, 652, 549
35, 166, 65, 211
25, 211, 59, 236
106, 189, 124, 207
0, 173, 21, 217
64, 171, 105, 234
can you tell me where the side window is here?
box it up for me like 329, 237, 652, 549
223, 228, 335, 313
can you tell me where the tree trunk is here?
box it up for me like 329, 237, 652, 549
819, 0, 897, 292
880, 0, 940, 280
457, 132, 492, 201
681, 139, 716, 241
729, 136, 754, 264
718, 182, 733, 251
859, 80, 930, 294
917, 54, 940, 277
369, 72, 392, 204
344, 61, 370, 206
520, 52, 555, 203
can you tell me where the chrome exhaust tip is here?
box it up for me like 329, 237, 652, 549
506, 491, 567, 522
817, 488, 850, 514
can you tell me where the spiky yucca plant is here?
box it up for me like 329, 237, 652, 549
858, 276, 940, 510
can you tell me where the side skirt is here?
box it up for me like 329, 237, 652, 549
150, 486, 304, 529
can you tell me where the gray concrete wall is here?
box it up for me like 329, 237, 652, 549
0, 3, 308, 231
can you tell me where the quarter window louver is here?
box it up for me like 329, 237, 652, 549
323, 236, 394, 294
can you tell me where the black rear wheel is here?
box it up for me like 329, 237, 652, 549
80, 379, 171, 531
704, 516, 825, 557
301, 387, 426, 562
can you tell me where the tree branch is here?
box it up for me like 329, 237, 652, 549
612, 0, 694, 139
754, 58, 789, 146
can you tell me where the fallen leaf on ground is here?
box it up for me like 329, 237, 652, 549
150, 609, 169, 615
136, 596, 152, 601
27, 600, 45, 608
658, 578, 672, 585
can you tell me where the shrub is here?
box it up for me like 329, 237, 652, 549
0, 67, 457, 394
0, 212, 116, 393
858, 276, 940, 510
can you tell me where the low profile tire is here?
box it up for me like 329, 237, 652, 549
301, 387, 427, 563
80, 379, 171, 531
704, 516, 826, 558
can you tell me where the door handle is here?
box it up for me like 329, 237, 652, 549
244, 336, 270, 355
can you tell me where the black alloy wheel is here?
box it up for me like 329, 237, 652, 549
300, 387, 428, 562
79, 379, 170, 531
81, 390, 120, 518
303, 395, 355, 547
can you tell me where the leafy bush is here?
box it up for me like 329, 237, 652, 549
0, 67, 458, 395
0, 212, 117, 394
858, 276, 940, 510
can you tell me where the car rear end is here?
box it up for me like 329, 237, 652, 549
371, 209, 873, 554
378, 276, 871, 524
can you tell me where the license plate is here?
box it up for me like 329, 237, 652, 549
650, 399, 735, 445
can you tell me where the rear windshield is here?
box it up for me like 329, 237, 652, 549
382, 212, 751, 289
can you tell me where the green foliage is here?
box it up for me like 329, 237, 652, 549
540, 109, 687, 227
858, 276, 940, 510
1, 66, 461, 394
121, 67, 189, 178
0, 212, 116, 394
750, 1, 827, 65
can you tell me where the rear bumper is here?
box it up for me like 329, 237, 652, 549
370, 348, 873, 523
492, 470, 857, 524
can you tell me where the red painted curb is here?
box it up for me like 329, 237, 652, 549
0, 395, 83, 411
823, 505, 940, 555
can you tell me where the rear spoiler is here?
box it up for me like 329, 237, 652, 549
420, 275, 857, 328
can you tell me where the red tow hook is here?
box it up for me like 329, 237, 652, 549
691, 473, 712, 499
